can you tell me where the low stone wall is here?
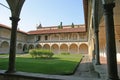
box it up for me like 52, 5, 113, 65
0, 74, 58, 80
0, 70, 59, 80
0, 75, 33, 80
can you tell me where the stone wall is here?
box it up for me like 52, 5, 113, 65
0, 70, 59, 80
0, 74, 58, 80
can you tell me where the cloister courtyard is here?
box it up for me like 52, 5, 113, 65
0, 0, 120, 80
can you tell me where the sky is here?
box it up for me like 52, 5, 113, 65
0, 0, 84, 32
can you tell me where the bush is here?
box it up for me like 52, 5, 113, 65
29, 49, 54, 58
61, 52, 70, 55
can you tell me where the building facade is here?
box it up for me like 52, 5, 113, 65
83, 0, 120, 60
0, 24, 28, 53
83, 0, 120, 79
0, 24, 88, 54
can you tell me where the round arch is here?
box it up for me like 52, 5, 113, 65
69, 44, 78, 54
17, 43, 22, 49
79, 43, 88, 54
17, 43, 22, 53
23, 44, 27, 52
1, 41, 9, 48
43, 44, 50, 50
36, 44, 42, 49
0, 41, 9, 53
51, 44, 59, 54
60, 44, 68, 53
28, 44, 34, 50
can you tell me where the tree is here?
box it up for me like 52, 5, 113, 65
71, 23, 74, 28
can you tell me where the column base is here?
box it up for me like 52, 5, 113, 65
95, 62, 101, 65
5, 70, 16, 73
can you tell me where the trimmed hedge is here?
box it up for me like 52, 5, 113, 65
29, 49, 54, 58
61, 52, 70, 55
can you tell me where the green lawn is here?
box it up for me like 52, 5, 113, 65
0, 54, 9, 57
0, 54, 83, 75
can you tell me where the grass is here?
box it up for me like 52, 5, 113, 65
0, 54, 83, 75
0, 53, 9, 57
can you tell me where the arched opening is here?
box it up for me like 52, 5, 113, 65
17, 43, 23, 53
79, 43, 88, 54
28, 44, 34, 50
0, 41, 9, 53
36, 44, 42, 49
51, 44, 59, 54
23, 44, 28, 53
60, 44, 68, 53
43, 44, 50, 50
69, 44, 78, 54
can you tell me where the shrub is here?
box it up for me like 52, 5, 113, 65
24, 50, 29, 53
61, 52, 70, 55
29, 49, 37, 58
29, 49, 54, 58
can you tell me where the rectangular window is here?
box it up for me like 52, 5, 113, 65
45, 35, 48, 40
38, 36, 41, 41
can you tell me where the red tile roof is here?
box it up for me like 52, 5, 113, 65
28, 27, 86, 35
0, 24, 86, 35
0, 24, 27, 34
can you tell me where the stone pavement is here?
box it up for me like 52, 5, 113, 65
73, 54, 120, 80
93, 56, 108, 79
93, 56, 120, 80
74, 55, 100, 78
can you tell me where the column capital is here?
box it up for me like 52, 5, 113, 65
94, 29, 99, 33
103, 3, 115, 15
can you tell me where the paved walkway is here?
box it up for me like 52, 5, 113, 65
74, 55, 100, 78
73, 55, 120, 80
93, 56, 120, 80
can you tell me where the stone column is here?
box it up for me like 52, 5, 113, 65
93, 17, 100, 65
93, 0, 101, 65
94, 29, 100, 65
103, 3, 119, 80
68, 44, 69, 53
92, 43, 95, 60
6, 17, 20, 73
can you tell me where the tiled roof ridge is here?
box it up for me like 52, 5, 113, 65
0, 24, 27, 34
40, 24, 85, 28
28, 27, 86, 35
0, 24, 86, 35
